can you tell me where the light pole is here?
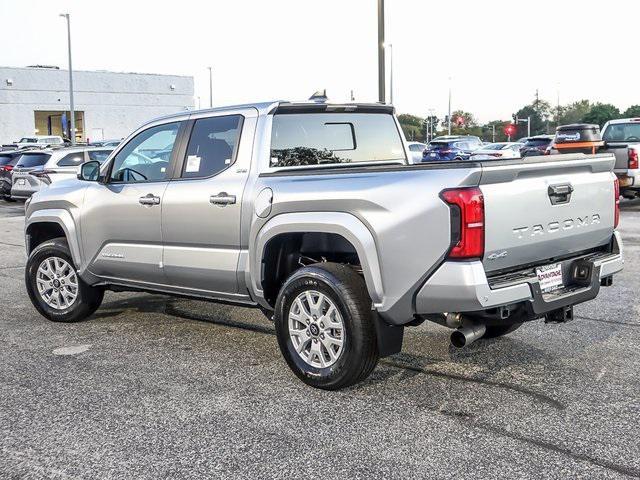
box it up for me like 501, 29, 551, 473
60, 13, 75, 145
447, 77, 452, 135
377, 0, 385, 103
387, 43, 393, 105
207, 67, 213, 108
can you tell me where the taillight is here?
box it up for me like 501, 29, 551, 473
440, 187, 485, 259
629, 149, 639, 170
614, 178, 620, 229
439, 149, 453, 154
1, 165, 13, 172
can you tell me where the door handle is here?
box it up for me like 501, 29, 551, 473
210, 192, 236, 206
139, 194, 161, 206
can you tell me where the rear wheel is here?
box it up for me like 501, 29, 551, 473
25, 238, 104, 323
274, 262, 379, 390
483, 323, 522, 339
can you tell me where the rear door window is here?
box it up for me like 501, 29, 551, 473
181, 115, 243, 179
16, 153, 51, 167
270, 113, 406, 168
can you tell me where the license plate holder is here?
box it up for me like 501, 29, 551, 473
17, 178, 26, 186
536, 263, 563, 293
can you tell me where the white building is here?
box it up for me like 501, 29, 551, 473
0, 66, 194, 143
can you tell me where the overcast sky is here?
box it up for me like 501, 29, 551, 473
2, 0, 638, 123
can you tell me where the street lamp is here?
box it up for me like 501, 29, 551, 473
386, 43, 393, 105
59, 13, 75, 145
377, 0, 385, 104
447, 77, 452, 135
207, 67, 213, 108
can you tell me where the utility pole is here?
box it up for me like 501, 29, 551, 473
350, 89, 355, 101
207, 67, 213, 108
377, 0, 385, 103
60, 13, 75, 145
447, 78, 452, 135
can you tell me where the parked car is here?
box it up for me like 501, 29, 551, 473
600, 118, 640, 198
469, 142, 523, 160
520, 135, 554, 157
0, 150, 23, 201
10, 147, 113, 200
11, 135, 65, 149
406, 141, 427, 164
24, 101, 622, 390
423, 135, 483, 161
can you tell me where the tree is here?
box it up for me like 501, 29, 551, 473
583, 103, 621, 127
558, 100, 591, 125
451, 110, 476, 128
623, 105, 640, 118
397, 114, 423, 141
514, 96, 553, 137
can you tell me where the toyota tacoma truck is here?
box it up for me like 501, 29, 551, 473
23, 101, 624, 390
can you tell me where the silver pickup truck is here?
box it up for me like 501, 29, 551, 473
601, 117, 640, 198
24, 101, 624, 390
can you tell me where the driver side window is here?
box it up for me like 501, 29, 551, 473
109, 122, 180, 183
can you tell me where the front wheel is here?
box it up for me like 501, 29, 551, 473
25, 238, 104, 323
274, 262, 379, 390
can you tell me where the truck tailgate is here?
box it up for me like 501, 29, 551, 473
479, 153, 616, 273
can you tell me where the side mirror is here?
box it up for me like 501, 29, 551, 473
78, 161, 101, 181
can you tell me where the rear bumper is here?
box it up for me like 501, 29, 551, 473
415, 231, 623, 316
10, 187, 38, 199
615, 170, 640, 189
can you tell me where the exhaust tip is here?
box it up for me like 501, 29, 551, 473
450, 322, 487, 349
450, 330, 467, 348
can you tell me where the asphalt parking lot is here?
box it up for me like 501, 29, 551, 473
0, 200, 639, 479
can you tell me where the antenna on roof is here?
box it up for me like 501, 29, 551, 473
309, 89, 328, 103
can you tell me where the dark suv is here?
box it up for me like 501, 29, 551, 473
422, 136, 483, 161
0, 150, 24, 201
520, 135, 554, 157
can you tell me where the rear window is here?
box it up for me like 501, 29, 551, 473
270, 113, 405, 168
524, 138, 552, 147
428, 141, 453, 149
603, 123, 640, 143
16, 153, 51, 167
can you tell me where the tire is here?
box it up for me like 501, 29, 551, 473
25, 237, 104, 323
483, 322, 522, 339
274, 262, 379, 390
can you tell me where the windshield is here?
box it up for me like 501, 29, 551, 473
16, 153, 51, 167
270, 113, 406, 167
603, 123, 640, 143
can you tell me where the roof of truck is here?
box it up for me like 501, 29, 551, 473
142, 101, 395, 128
